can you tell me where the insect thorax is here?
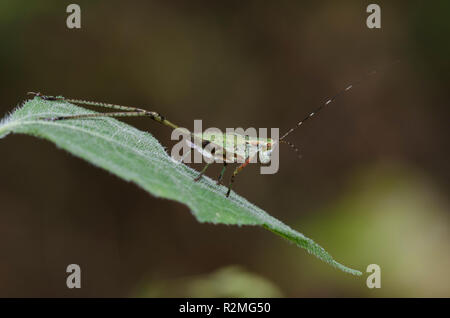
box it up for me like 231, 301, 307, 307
188, 132, 274, 164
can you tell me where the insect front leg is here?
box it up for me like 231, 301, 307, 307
226, 156, 253, 197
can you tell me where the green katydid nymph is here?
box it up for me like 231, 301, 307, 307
27, 69, 380, 197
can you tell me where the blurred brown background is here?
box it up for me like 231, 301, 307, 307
0, 1, 449, 297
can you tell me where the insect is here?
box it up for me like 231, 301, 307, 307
27, 67, 383, 197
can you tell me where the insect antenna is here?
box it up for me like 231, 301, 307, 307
279, 140, 302, 159
279, 60, 400, 141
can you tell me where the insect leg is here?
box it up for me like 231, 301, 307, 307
29, 92, 181, 131
194, 163, 212, 182
40, 111, 150, 122
226, 156, 253, 197
174, 147, 192, 164
216, 162, 227, 185
28, 92, 147, 112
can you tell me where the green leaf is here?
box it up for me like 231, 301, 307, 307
0, 97, 361, 276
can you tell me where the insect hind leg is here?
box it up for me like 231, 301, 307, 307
194, 163, 212, 182
216, 162, 227, 185
27, 92, 63, 101
40, 111, 149, 122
